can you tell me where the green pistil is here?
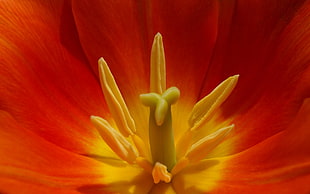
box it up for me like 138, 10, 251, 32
140, 87, 180, 171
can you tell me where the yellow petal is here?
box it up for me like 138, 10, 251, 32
149, 182, 176, 194
136, 157, 153, 174
99, 162, 154, 194
175, 130, 193, 159
171, 157, 189, 175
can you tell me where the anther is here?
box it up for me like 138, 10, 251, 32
91, 116, 138, 164
152, 162, 172, 184
188, 75, 239, 132
98, 58, 136, 137
186, 124, 234, 162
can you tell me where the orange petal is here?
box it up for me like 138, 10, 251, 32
72, 1, 151, 143
0, 1, 109, 155
200, 0, 309, 93
0, 178, 80, 194
72, 0, 150, 97
0, 111, 105, 193
198, 0, 310, 155
72, 0, 219, 101
213, 98, 310, 193
150, 0, 219, 100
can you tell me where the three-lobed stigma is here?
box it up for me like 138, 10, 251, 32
91, 33, 239, 184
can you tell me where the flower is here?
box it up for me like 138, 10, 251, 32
0, 0, 310, 194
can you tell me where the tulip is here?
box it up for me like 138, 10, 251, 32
0, 0, 309, 193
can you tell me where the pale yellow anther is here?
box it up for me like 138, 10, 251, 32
150, 33, 166, 94
131, 134, 149, 158
98, 58, 136, 137
186, 124, 234, 162
188, 75, 239, 131
152, 162, 172, 184
91, 116, 138, 164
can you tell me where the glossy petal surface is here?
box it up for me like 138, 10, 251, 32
0, 0, 109, 155
213, 98, 310, 194
195, 0, 310, 156
0, 110, 105, 193
0, 0, 309, 193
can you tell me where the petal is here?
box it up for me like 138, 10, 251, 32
0, 178, 79, 194
78, 163, 154, 194
151, 0, 219, 100
72, 0, 151, 143
0, 110, 153, 193
201, 0, 309, 93
213, 98, 310, 193
172, 159, 222, 193
149, 182, 176, 194
72, 0, 150, 96
0, 111, 105, 193
0, 1, 109, 155
72, 0, 219, 98
172, 98, 310, 193
196, 0, 310, 155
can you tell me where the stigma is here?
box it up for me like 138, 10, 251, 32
91, 33, 239, 184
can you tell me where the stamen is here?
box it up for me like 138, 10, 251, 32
131, 134, 148, 158
98, 58, 136, 137
150, 33, 166, 94
91, 116, 138, 164
188, 75, 239, 132
186, 124, 234, 162
152, 162, 172, 184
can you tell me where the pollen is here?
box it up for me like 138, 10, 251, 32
91, 33, 239, 184
152, 162, 172, 184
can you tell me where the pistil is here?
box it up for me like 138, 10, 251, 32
140, 87, 180, 171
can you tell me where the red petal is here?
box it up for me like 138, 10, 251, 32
0, 1, 110, 154
201, 0, 309, 92
198, 0, 310, 154
0, 178, 80, 194
0, 111, 105, 193
72, 0, 150, 100
213, 98, 310, 193
72, 0, 219, 102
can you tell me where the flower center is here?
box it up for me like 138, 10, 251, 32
140, 87, 180, 171
91, 33, 239, 184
